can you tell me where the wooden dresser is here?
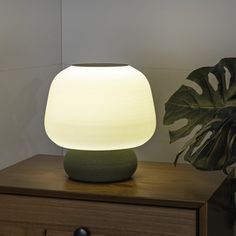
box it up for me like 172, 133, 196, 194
0, 155, 234, 236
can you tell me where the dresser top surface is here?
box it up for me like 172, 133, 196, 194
0, 155, 233, 208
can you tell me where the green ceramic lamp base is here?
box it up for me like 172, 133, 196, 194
64, 149, 137, 183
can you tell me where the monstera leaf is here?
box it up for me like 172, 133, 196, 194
164, 58, 236, 172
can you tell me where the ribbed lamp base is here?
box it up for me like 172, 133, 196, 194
64, 149, 137, 183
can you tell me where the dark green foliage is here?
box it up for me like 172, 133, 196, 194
164, 58, 236, 173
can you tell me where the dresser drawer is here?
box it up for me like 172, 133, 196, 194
0, 223, 26, 236
0, 222, 45, 236
0, 194, 196, 236
46, 228, 167, 236
46, 230, 71, 236
46, 229, 103, 236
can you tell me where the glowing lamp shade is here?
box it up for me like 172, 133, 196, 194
44, 64, 156, 182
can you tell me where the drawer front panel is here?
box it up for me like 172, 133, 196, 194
46, 230, 71, 236
0, 223, 26, 236
0, 194, 196, 236
0, 222, 45, 236
46, 230, 102, 236
46, 229, 160, 236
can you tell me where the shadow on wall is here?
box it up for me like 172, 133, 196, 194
0, 69, 58, 168
135, 67, 192, 163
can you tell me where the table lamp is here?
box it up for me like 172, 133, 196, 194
44, 63, 156, 182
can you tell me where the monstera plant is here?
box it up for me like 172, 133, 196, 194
164, 58, 236, 173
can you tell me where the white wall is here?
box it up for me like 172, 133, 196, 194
1, 0, 235, 166
62, 0, 236, 162
0, 0, 62, 169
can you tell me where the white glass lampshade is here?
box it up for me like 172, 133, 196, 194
45, 64, 156, 151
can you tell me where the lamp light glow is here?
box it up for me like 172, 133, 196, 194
45, 64, 156, 151
44, 63, 156, 182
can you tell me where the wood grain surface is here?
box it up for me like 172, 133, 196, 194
0, 222, 45, 236
0, 154, 232, 209
0, 194, 196, 236
0, 223, 26, 236
0, 155, 234, 236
